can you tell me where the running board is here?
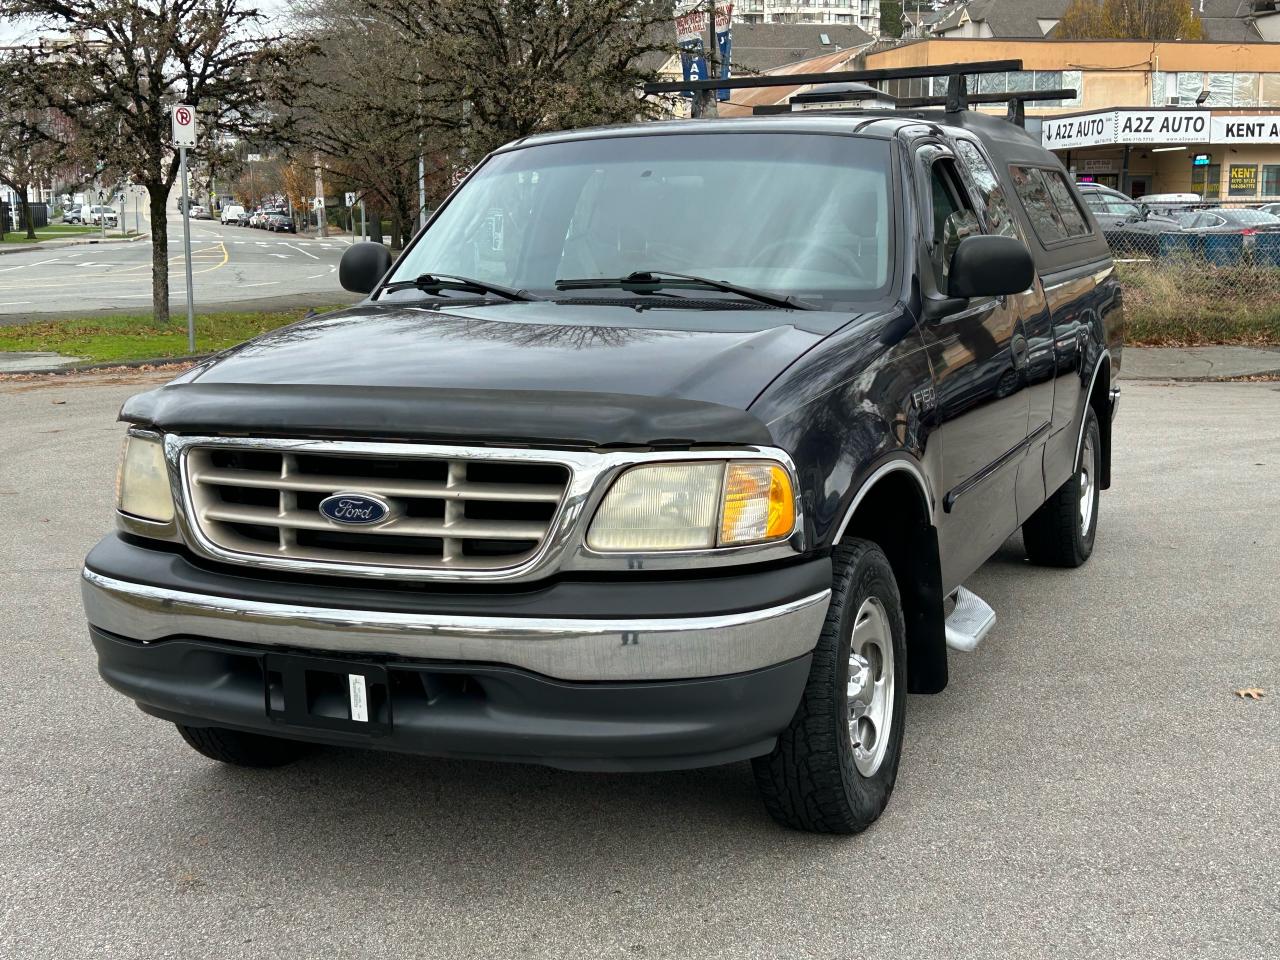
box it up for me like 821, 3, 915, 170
944, 586, 996, 652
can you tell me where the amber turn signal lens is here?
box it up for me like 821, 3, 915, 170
719, 462, 795, 545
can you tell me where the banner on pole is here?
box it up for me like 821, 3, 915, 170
675, 4, 732, 101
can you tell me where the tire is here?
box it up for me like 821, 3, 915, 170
752, 539, 908, 834
175, 724, 309, 768
1023, 405, 1101, 568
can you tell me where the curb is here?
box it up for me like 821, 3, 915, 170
0, 353, 209, 377
0, 233, 150, 256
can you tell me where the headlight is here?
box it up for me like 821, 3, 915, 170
587, 460, 796, 553
116, 434, 174, 523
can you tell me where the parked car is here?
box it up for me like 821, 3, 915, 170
221, 204, 246, 225
1141, 192, 1205, 217
82, 66, 1121, 835
1179, 207, 1280, 247
1255, 202, 1280, 217
63, 206, 84, 224
88, 205, 119, 227
265, 213, 296, 233
1076, 183, 1181, 253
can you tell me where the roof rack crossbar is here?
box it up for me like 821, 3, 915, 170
642, 59, 1023, 95
895, 88, 1078, 126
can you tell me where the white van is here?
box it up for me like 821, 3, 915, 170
221, 204, 245, 224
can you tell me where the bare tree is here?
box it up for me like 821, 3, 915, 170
0, 1, 295, 322
359, 0, 673, 160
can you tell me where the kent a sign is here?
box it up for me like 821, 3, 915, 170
1044, 108, 1280, 149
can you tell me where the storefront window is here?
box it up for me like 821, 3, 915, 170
1263, 75, 1280, 107
1179, 72, 1207, 103
1232, 73, 1260, 106
1192, 164, 1222, 200
1007, 71, 1034, 93
1263, 165, 1280, 197
1207, 73, 1234, 106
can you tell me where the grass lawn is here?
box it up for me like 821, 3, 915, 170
1120, 263, 1280, 346
1, 224, 134, 243
0, 305, 346, 364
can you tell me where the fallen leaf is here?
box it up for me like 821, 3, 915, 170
1235, 688, 1265, 700
51, 399, 66, 405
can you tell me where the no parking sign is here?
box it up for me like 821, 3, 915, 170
171, 104, 197, 147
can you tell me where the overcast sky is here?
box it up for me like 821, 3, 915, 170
0, 1, 294, 45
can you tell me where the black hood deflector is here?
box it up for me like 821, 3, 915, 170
120, 383, 775, 449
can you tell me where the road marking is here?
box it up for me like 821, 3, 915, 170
269, 253, 291, 259
282, 242, 320, 260
242, 281, 280, 287
0, 300, 33, 306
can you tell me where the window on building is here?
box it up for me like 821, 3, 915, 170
1263, 75, 1280, 107
1009, 165, 1089, 244
1191, 164, 1222, 200
1233, 73, 1260, 107
1262, 165, 1280, 197
953, 139, 1020, 239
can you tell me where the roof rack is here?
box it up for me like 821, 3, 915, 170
642, 59, 1075, 128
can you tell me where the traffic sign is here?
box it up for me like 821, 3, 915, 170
312, 196, 325, 210
171, 103, 197, 147
345, 192, 357, 206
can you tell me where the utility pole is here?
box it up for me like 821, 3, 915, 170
702, 0, 720, 120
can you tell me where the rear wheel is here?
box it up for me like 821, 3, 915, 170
175, 724, 309, 768
1023, 406, 1101, 567
752, 539, 907, 834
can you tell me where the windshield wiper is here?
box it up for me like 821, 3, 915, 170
381, 273, 542, 302
555, 270, 816, 310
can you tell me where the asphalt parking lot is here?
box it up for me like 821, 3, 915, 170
0, 374, 1276, 959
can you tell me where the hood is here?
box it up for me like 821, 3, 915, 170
125, 301, 852, 448
183, 301, 833, 407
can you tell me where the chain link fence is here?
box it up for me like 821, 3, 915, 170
1101, 212, 1280, 343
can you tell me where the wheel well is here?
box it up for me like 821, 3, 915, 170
840, 471, 948, 694
1088, 355, 1112, 489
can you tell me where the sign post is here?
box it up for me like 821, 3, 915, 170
172, 103, 198, 352
345, 191, 357, 244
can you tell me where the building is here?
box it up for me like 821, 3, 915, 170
736, 0, 880, 38
915, 0, 1273, 42
861, 38, 1280, 201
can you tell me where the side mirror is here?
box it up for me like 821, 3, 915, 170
1138, 203, 1151, 220
946, 235, 1035, 300
339, 241, 393, 294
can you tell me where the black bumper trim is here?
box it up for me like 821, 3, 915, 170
87, 533, 831, 620
92, 628, 812, 772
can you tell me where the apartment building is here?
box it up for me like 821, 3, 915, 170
736, 0, 880, 39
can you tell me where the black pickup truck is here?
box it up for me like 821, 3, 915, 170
82, 62, 1121, 834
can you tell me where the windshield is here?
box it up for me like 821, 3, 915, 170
385, 132, 893, 306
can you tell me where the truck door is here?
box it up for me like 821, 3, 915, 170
951, 138, 1058, 522
914, 144, 1031, 591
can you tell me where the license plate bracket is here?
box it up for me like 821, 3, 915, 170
264, 653, 391, 735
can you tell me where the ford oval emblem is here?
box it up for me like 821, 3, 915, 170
319, 492, 391, 526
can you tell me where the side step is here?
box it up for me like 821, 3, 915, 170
944, 586, 997, 652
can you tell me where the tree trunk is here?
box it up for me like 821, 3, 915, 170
148, 183, 171, 324
389, 210, 403, 253
20, 191, 36, 240
368, 204, 383, 245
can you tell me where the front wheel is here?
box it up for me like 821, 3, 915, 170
1023, 406, 1101, 567
752, 539, 907, 834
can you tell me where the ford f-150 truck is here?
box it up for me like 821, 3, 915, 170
82, 62, 1121, 833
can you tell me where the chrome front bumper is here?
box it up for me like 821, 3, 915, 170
81, 569, 831, 683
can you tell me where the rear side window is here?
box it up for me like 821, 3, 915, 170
1010, 165, 1090, 244
953, 139, 1020, 239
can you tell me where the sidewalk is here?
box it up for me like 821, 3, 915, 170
1119, 345, 1280, 380
0, 233, 149, 256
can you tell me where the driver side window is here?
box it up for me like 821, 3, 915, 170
921, 148, 980, 291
